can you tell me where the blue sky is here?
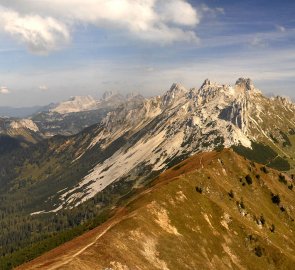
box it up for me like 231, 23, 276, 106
0, 0, 294, 107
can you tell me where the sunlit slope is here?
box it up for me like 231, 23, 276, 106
18, 149, 295, 270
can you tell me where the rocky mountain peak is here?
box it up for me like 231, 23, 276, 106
102, 90, 118, 100
50, 95, 98, 114
169, 82, 187, 92
69, 95, 93, 102
273, 95, 295, 110
126, 91, 142, 99
201, 78, 211, 87
162, 83, 188, 106
9, 119, 39, 132
16, 77, 295, 217
235, 78, 255, 91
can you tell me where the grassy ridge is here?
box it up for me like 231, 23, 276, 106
16, 149, 295, 270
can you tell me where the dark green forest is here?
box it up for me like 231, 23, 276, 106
0, 130, 137, 270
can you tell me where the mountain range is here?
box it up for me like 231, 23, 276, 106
0, 90, 130, 145
1, 78, 295, 269
0, 106, 44, 118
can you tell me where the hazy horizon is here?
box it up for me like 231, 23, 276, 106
0, 78, 292, 109
0, 0, 294, 107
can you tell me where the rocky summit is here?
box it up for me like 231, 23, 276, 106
34, 78, 295, 212
1, 79, 295, 269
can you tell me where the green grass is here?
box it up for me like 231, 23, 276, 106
232, 142, 290, 171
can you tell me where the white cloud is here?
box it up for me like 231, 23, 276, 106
0, 6, 70, 54
39, 85, 48, 91
0, 86, 10, 94
215, 7, 225, 14
250, 36, 267, 48
200, 4, 225, 16
200, 28, 295, 49
1, 47, 295, 106
0, 0, 199, 53
157, 0, 199, 26
276, 25, 286, 32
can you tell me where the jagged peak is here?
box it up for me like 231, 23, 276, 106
169, 83, 187, 92
235, 78, 255, 91
198, 79, 223, 90
165, 83, 188, 99
272, 95, 294, 106
201, 78, 211, 87
126, 91, 143, 100
196, 79, 224, 99
199, 78, 256, 92
102, 90, 119, 100
162, 83, 188, 106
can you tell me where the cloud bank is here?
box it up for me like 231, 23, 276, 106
0, 0, 199, 54
0, 7, 70, 54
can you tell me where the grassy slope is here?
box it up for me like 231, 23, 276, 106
17, 149, 295, 270
248, 95, 295, 174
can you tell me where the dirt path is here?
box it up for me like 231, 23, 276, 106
46, 223, 115, 270
16, 208, 131, 270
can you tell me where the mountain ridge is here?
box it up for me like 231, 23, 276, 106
1, 78, 295, 269
42, 77, 282, 211
8, 77, 295, 213
16, 149, 295, 270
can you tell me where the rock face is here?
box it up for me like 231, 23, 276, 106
49, 91, 127, 115
3, 78, 295, 214
50, 96, 99, 114
102, 90, 118, 100
235, 77, 255, 91
162, 83, 188, 106
38, 78, 295, 211
30, 91, 128, 136
0, 117, 43, 145
9, 119, 39, 132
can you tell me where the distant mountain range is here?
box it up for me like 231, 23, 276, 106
0, 106, 44, 118
0, 91, 139, 143
1, 78, 295, 269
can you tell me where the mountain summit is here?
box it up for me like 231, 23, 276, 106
50, 95, 99, 114
23, 78, 294, 212
1, 78, 295, 270
235, 77, 256, 91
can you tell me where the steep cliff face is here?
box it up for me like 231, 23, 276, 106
20, 77, 295, 212
1, 78, 295, 214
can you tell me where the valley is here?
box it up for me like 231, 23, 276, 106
0, 78, 295, 269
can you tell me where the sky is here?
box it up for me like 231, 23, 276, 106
0, 0, 294, 107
